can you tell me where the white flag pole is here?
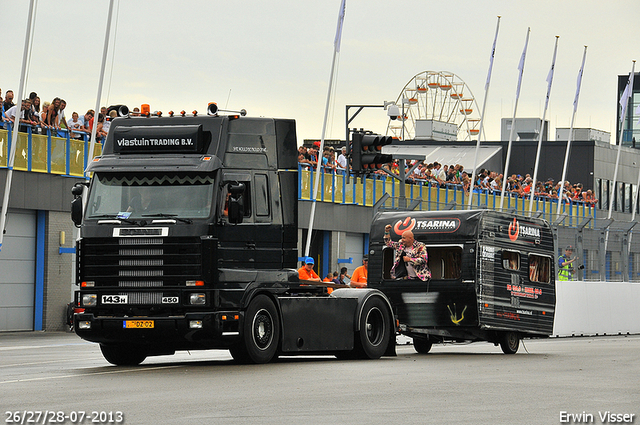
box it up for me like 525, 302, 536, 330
86, 0, 115, 178
467, 16, 500, 209
609, 61, 635, 220
0, 0, 36, 251
304, 0, 345, 258
529, 36, 559, 215
499, 27, 530, 211
556, 46, 587, 219
632, 79, 640, 221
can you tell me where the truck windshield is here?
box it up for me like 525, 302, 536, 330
86, 172, 215, 220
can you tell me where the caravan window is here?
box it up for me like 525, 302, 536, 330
382, 244, 461, 280
502, 250, 520, 271
529, 254, 551, 283
426, 246, 462, 280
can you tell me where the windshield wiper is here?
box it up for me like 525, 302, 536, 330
141, 213, 193, 224
89, 214, 138, 225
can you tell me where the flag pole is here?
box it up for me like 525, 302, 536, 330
633, 96, 640, 221
304, 0, 346, 258
0, 0, 36, 251
556, 46, 587, 219
86, 0, 115, 178
467, 16, 500, 209
529, 36, 559, 215
605, 61, 635, 258
499, 27, 530, 211
608, 61, 636, 220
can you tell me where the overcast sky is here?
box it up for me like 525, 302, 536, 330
2, 0, 638, 143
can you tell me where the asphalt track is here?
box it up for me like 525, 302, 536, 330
1, 332, 638, 425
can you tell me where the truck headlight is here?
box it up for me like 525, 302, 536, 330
189, 293, 206, 305
81, 294, 97, 307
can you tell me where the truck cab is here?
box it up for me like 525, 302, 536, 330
72, 105, 394, 365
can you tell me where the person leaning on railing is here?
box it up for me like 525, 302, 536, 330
4, 98, 39, 132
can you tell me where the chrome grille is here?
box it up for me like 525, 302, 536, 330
119, 269, 164, 277
119, 238, 163, 245
119, 248, 163, 256
119, 259, 163, 267
80, 236, 202, 290
119, 280, 163, 288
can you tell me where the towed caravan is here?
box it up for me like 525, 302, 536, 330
368, 209, 556, 354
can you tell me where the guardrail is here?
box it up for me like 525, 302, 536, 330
0, 125, 100, 177
298, 165, 596, 226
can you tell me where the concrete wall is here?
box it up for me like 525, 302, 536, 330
553, 280, 640, 336
0, 170, 84, 211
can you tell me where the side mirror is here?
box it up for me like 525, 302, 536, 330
227, 182, 245, 224
71, 184, 84, 196
71, 197, 83, 227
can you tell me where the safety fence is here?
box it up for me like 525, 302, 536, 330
0, 126, 100, 177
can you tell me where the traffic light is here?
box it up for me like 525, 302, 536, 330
350, 131, 394, 173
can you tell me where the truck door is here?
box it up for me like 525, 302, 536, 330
217, 172, 255, 269
251, 172, 285, 269
217, 171, 282, 270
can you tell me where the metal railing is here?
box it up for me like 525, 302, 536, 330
0, 125, 100, 177
297, 165, 596, 226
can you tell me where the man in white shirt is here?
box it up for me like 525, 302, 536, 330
336, 146, 347, 173
435, 162, 447, 186
5, 99, 37, 131
67, 112, 85, 140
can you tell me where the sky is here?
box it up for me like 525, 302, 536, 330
1, 0, 638, 144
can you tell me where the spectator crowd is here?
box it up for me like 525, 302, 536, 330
0, 87, 142, 143
2, 86, 595, 207
298, 141, 597, 206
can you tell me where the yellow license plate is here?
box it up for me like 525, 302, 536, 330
123, 320, 154, 329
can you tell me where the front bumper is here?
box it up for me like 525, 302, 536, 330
74, 311, 244, 351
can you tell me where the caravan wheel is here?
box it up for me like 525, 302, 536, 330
499, 332, 520, 354
413, 337, 433, 354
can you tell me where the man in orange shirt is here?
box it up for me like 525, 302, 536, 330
350, 257, 368, 288
298, 257, 321, 282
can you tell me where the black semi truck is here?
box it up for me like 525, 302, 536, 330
71, 105, 395, 365
368, 210, 556, 354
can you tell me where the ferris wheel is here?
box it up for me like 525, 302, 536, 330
386, 71, 482, 142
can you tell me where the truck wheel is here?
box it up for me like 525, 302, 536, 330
355, 296, 391, 359
499, 332, 520, 354
229, 343, 251, 363
100, 344, 147, 366
238, 295, 280, 364
413, 337, 433, 354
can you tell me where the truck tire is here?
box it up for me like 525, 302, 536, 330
100, 344, 147, 366
499, 331, 520, 354
355, 296, 391, 359
413, 337, 433, 354
234, 295, 280, 364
